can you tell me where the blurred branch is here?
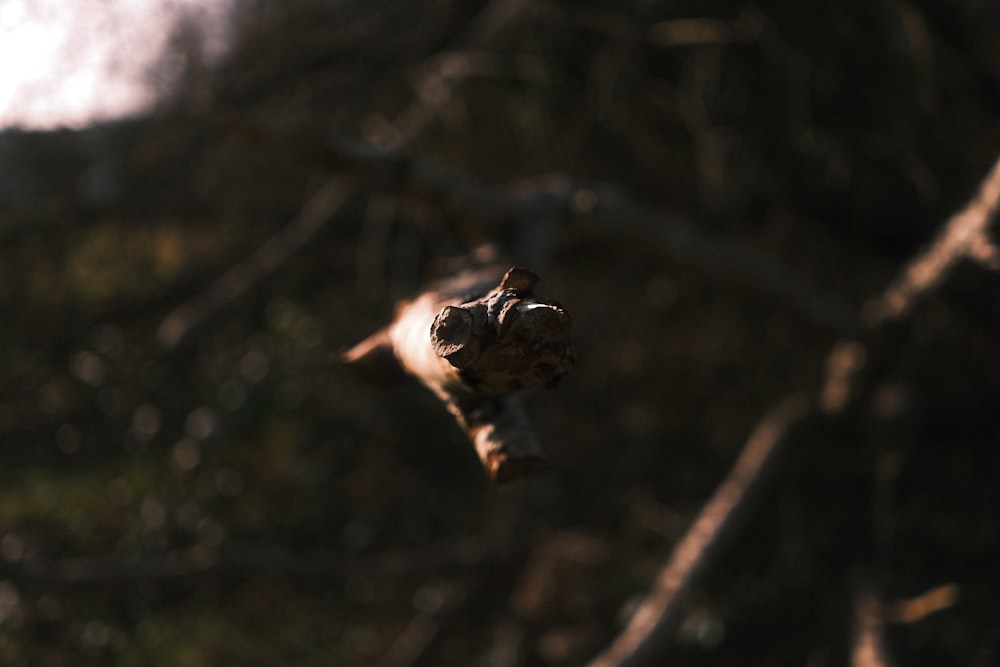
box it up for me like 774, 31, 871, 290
882, 583, 960, 624
848, 582, 960, 667
851, 582, 959, 667
851, 588, 895, 667
867, 154, 1000, 326
218, 124, 860, 334
156, 1, 856, 354
647, 19, 749, 47
586, 152, 1000, 667
156, 178, 353, 350
378, 577, 476, 667
155, 0, 531, 352
570, 181, 858, 332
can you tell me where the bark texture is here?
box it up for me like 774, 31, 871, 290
339, 266, 573, 482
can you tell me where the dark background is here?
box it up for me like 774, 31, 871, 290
1, 0, 999, 664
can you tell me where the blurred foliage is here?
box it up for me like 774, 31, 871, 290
1, 0, 1000, 665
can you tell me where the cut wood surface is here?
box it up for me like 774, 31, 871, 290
338, 266, 573, 483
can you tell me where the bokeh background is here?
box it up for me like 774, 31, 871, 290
2, 0, 1000, 665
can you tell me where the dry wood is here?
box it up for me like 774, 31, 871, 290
339, 266, 573, 483
586, 395, 813, 667
869, 155, 1000, 326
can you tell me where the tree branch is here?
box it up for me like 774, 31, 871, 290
586, 152, 1000, 666
586, 395, 813, 667
156, 178, 353, 350
338, 266, 573, 482
869, 155, 1000, 326
851, 588, 895, 667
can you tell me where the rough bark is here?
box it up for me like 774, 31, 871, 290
338, 266, 573, 483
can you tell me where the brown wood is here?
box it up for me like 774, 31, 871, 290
338, 266, 573, 483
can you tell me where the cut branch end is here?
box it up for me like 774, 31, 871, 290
340, 265, 572, 483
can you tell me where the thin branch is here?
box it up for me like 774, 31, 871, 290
881, 583, 960, 624
586, 395, 813, 667
386, 0, 532, 150
586, 152, 1000, 666
869, 154, 1000, 326
339, 266, 573, 482
572, 182, 858, 332
851, 581, 961, 667
851, 588, 895, 667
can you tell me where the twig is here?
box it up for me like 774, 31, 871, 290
376, 577, 474, 667
586, 395, 813, 667
339, 266, 574, 482
868, 154, 1000, 326
156, 178, 353, 350
586, 152, 1000, 666
851, 588, 895, 667
851, 582, 958, 667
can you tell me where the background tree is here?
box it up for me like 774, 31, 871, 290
1, 0, 999, 665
